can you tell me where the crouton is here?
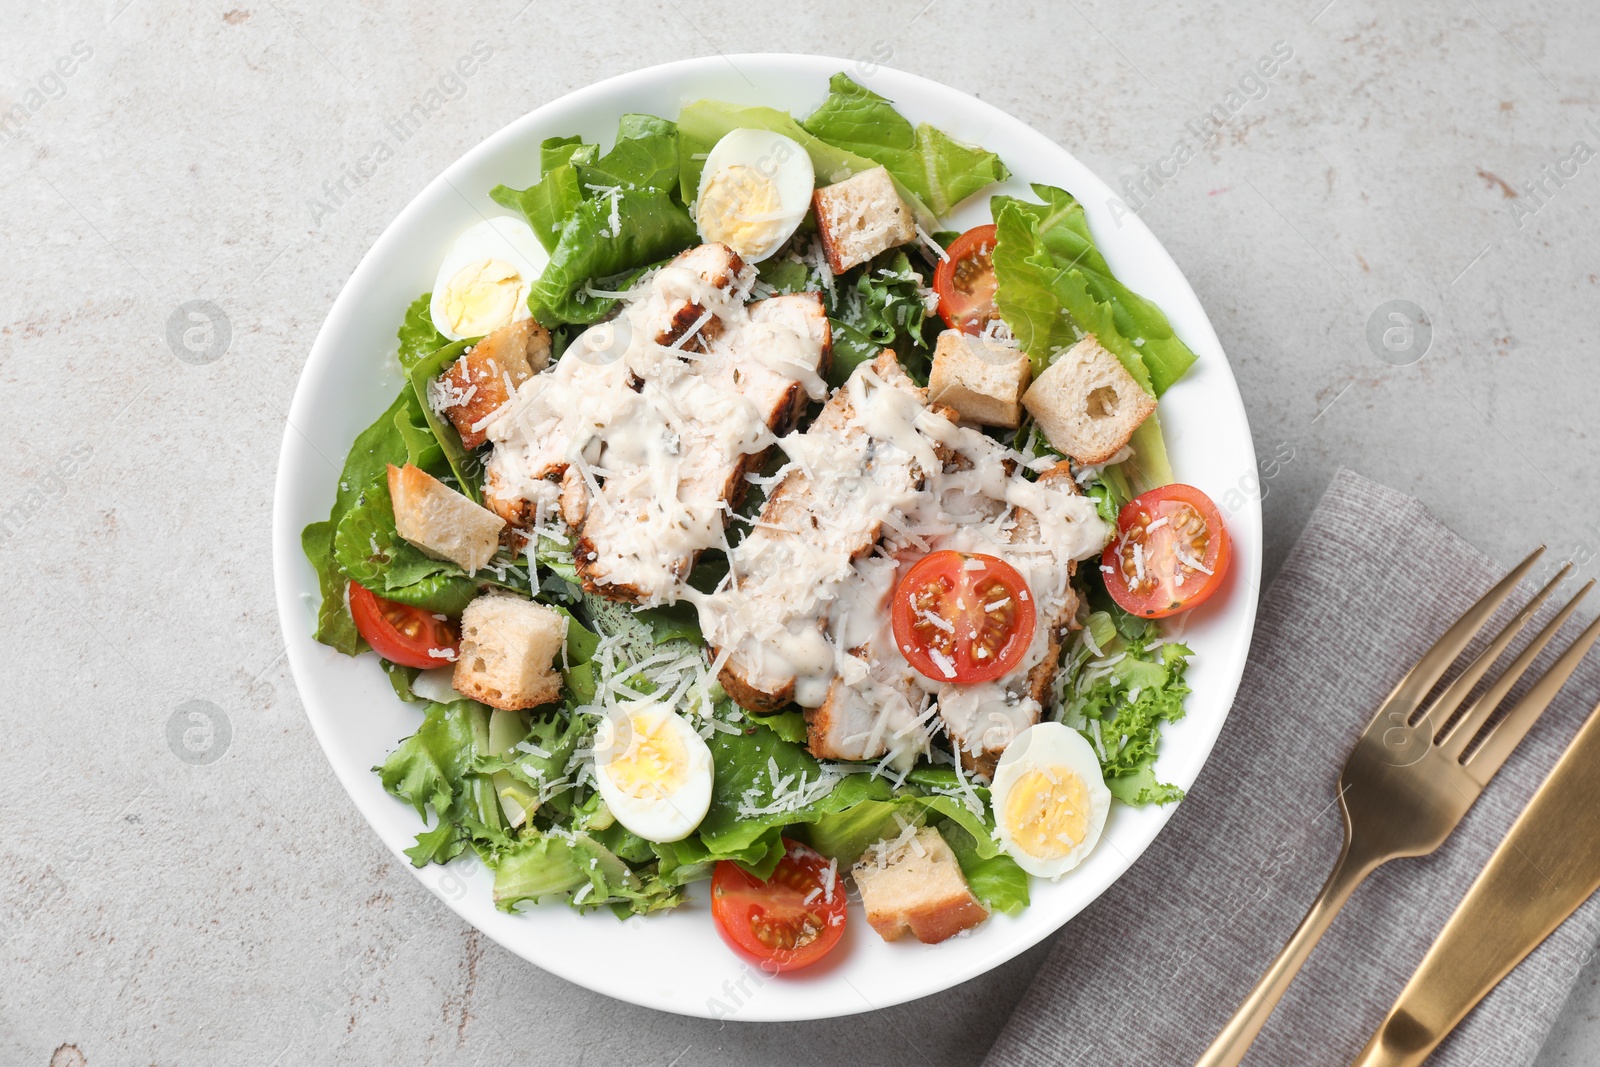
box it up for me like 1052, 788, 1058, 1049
435, 319, 552, 449
1022, 335, 1156, 464
451, 593, 567, 710
812, 166, 916, 274
853, 827, 989, 944
387, 463, 505, 573
928, 330, 1032, 428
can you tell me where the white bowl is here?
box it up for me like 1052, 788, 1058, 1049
271, 53, 1261, 1022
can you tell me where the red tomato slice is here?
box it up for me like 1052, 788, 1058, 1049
932, 224, 1000, 334
348, 581, 461, 669
712, 839, 846, 972
890, 550, 1037, 684
1101, 485, 1232, 618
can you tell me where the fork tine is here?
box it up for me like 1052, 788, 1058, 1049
1369, 547, 1545, 729
1428, 565, 1574, 743
1461, 606, 1600, 785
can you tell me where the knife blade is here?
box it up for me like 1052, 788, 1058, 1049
1350, 696, 1600, 1067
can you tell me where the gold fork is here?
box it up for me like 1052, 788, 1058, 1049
1194, 547, 1600, 1067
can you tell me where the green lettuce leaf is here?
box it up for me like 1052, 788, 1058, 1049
397, 293, 449, 370
526, 187, 697, 327
800, 73, 1009, 216
992, 185, 1195, 394
939, 820, 1030, 915
576, 114, 680, 192
490, 137, 598, 252
406, 338, 484, 502
676, 97, 936, 232
302, 521, 363, 655
377, 699, 497, 834
697, 723, 896, 868
1057, 604, 1191, 805
493, 831, 684, 915
758, 245, 935, 385
332, 474, 479, 615
301, 384, 436, 654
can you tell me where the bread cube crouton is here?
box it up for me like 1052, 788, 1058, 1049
387, 463, 506, 573
451, 593, 567, 710
852, 827, 989, 944
812, 166, 916, 275
1022, 335, 1157, 464
435, 318, 552, 449
928, 330, 1033, 428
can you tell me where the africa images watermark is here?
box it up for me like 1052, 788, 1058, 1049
1109, 40, 1296, 225
1508, 117, 1600, 229
307, 41, 494, 227
0, 40, 94, 147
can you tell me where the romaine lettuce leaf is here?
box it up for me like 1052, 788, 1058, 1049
491, 137, 598, 252
332, 474, 480, 615
992, 185, 1195, 394
406, 338, 484, 502
302, 384, 439, 653
676, 97, 937, 232
800, 73, 1009, 217
696, 723, 896, 870
939, 820, 1030, 915
302, 520, 362, 655
525, 187, 696, 326
575, 114, 680, 192
377, 699, 508, 864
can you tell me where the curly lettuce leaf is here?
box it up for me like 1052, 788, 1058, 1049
992, 185, 1195, 394
759, 244, 935, 384
525, 188, 696, 327
493, 831, 684, 915
800, 73, 1009, 216
397, 293, 449, 370
1057, 606, 1191, 806
377, 699, 509, 864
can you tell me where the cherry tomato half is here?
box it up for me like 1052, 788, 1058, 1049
712, 839, 847, 972
932, 224, 1000, 334
1100, 485, 1232, 619
891, 550, 1037, 684
348, 581, 461, 669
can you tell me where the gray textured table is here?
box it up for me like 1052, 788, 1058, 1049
3, 1, 1598, 1064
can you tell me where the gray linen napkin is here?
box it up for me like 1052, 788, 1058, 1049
984, 468, 1600, 1067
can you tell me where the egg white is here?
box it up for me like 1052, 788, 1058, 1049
429, 216, 549, 341
591, 701, 714, 844
694, 128, 815, 263
990, 721, 1112, 879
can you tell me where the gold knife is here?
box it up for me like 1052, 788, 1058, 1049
1351, 696, 1600, 1067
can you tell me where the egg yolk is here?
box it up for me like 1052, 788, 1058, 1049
604, 712, 689, 800
1004, 767, 1090, 859
442, 258, 522, 337
697, 165, 783, 255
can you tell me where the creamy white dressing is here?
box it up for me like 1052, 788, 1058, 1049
482, 247, 826, 605
700, 351, 1110, 770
